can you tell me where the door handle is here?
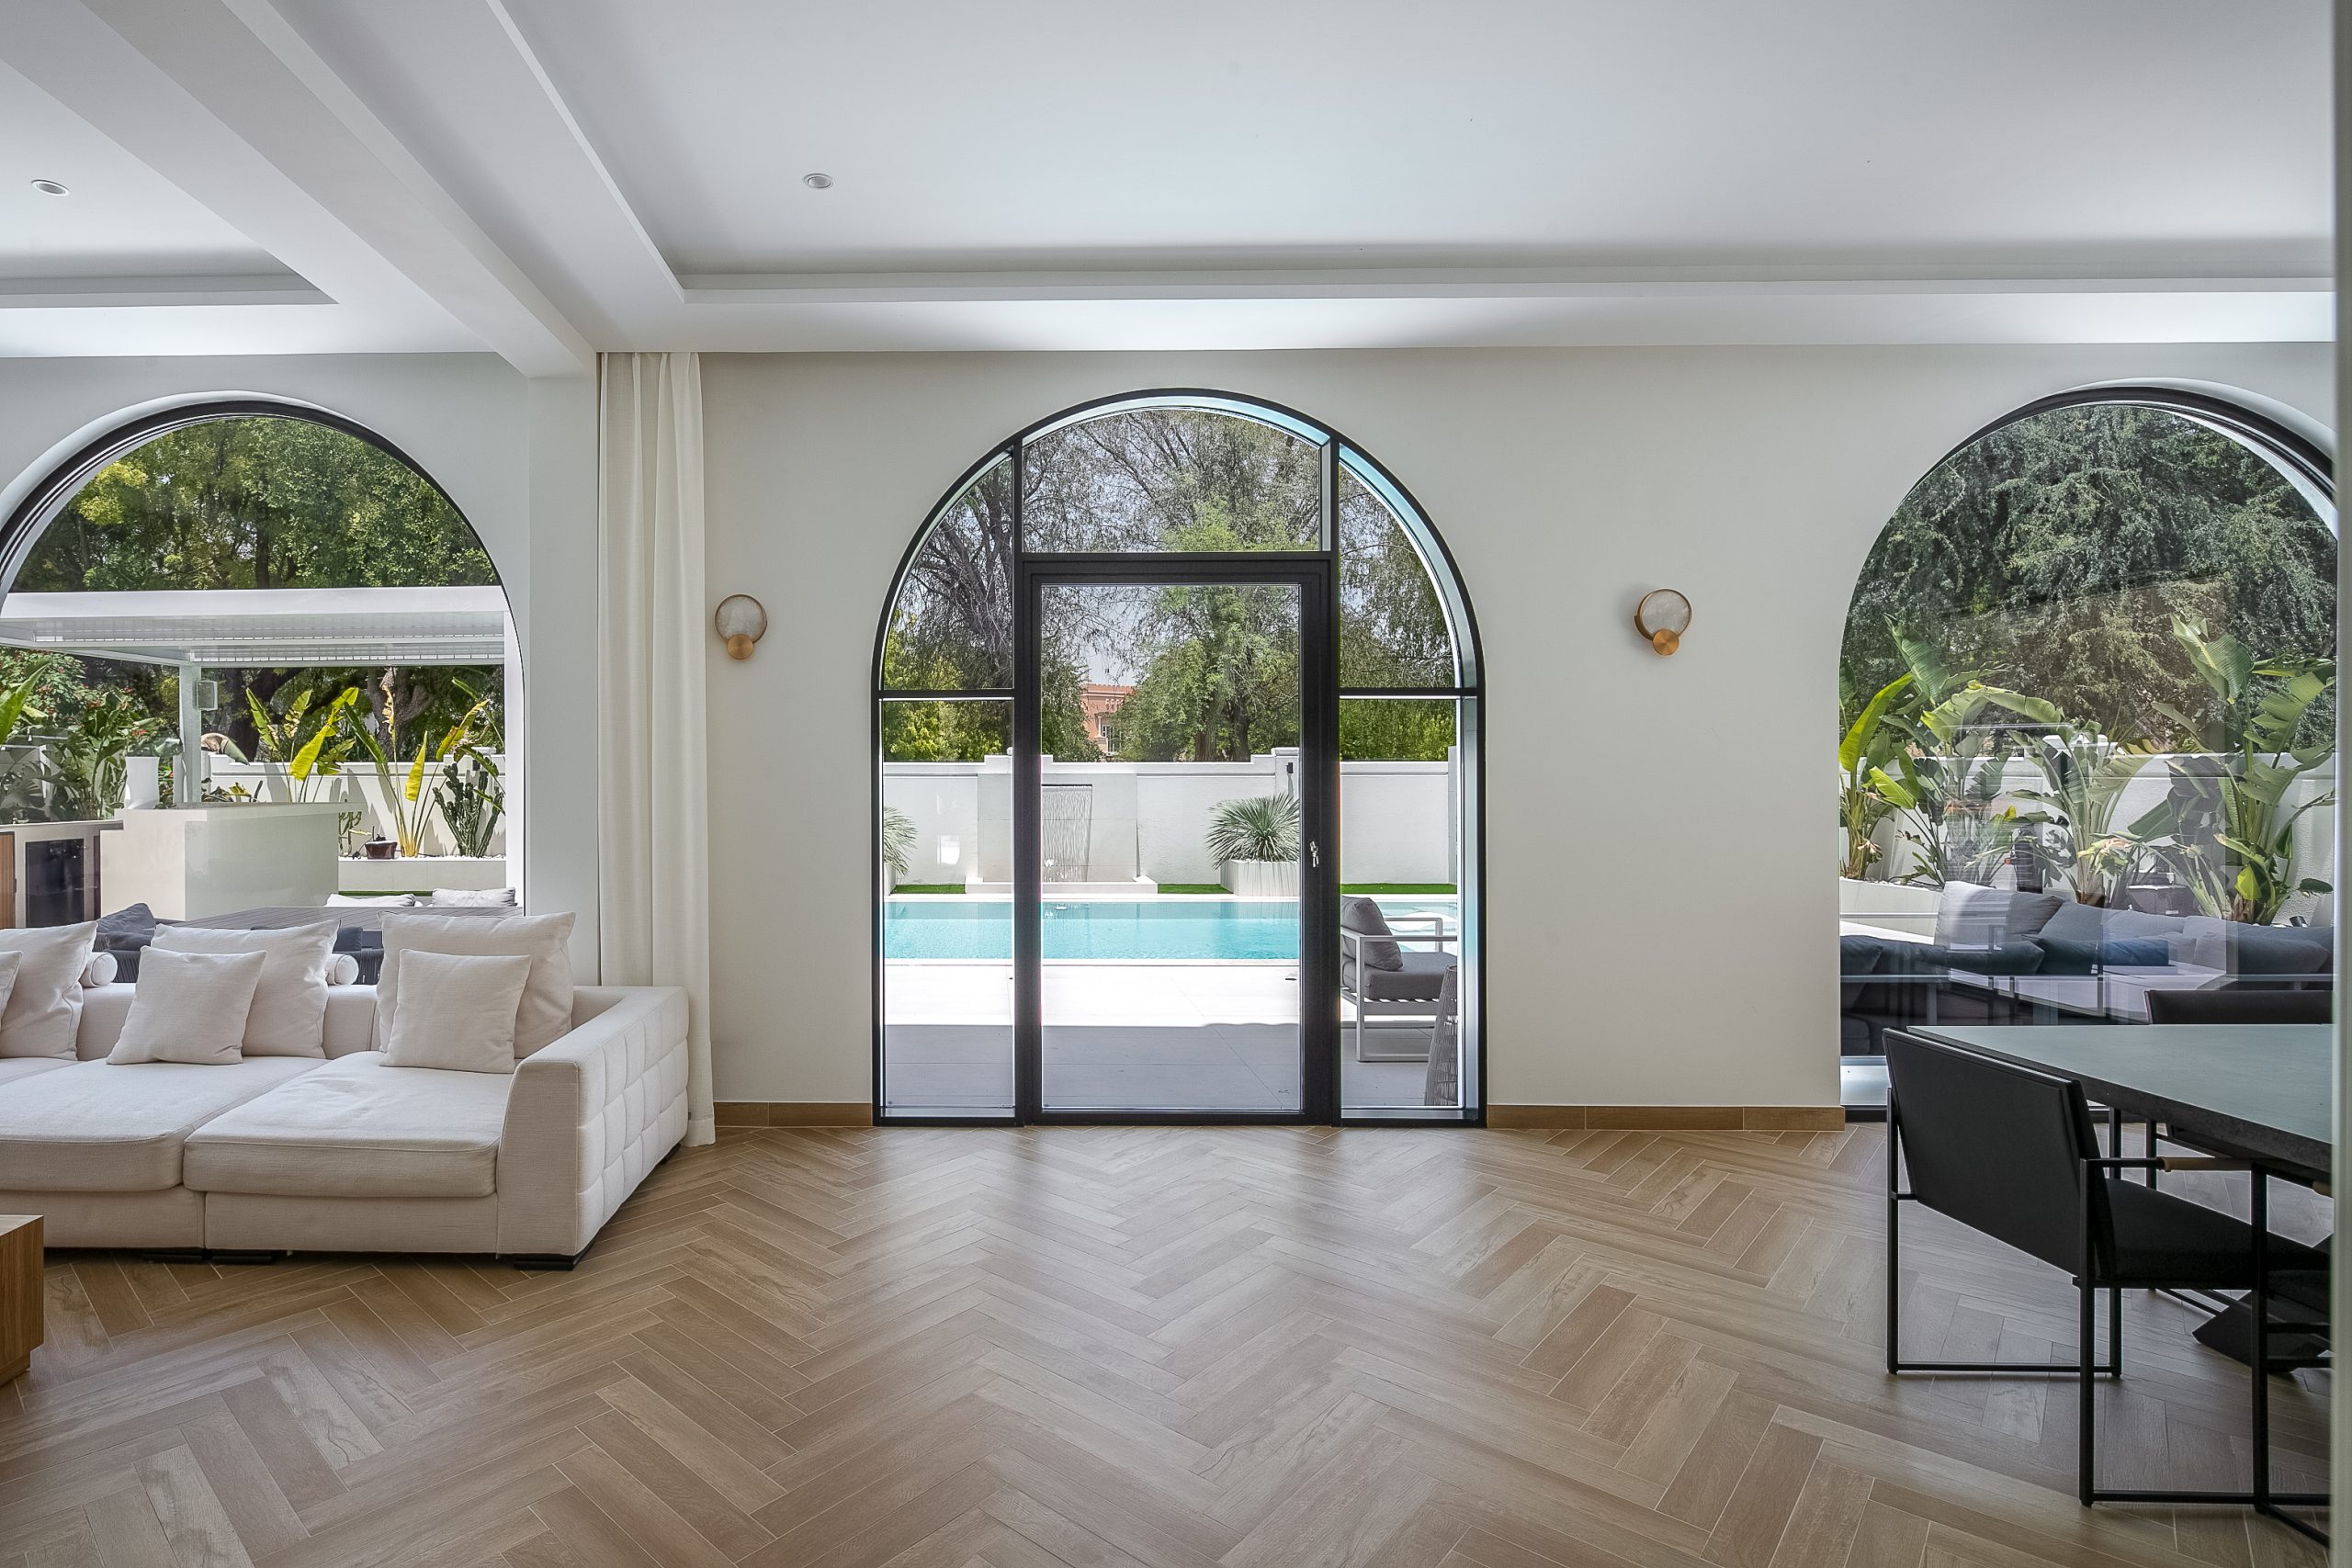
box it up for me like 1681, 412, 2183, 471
1309, 841, 1320, 868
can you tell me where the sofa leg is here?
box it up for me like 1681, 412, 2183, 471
206, 1250, 285, 1266
502, 1251, 584, 1272
136, 1248, 208, 1265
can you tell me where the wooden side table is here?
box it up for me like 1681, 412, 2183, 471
0, 1215, 40, 1383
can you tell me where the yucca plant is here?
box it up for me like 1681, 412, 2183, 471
1204, 794, 1300, 864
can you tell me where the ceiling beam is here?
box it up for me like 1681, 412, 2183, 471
6, 0, 592, 375
0, 274, 328, 309
680, 265, 2332, 308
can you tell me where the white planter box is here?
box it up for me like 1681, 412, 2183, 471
339, 855, 509, 894
1221, 859, 1299, 897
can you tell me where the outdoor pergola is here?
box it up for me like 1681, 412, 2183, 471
0, 586, 514, 804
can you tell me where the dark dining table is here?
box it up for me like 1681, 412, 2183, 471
1901, 1022, 2332, 1181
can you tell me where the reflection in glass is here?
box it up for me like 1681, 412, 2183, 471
1836, 402, 2337, 1109
1023, 410, 1323, 554
1340, 468, 1456, 687
881, 698, 1013, 1113
882, 457, 1013, 691
1340, 698, 1466, 1111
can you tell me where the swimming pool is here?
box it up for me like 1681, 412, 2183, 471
884, 897, 1453, 961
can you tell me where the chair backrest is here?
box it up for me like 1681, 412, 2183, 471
2146, 987, 2332, 1025
1884, 1032, 2103, 1276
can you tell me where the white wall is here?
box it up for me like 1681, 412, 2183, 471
0, 355, 600, 969
703, 344, 2335, 1107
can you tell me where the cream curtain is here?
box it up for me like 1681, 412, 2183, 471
597, 352, 714, 1146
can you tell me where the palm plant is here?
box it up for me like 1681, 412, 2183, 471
881, 806, 916, 882
2146, 617, 2335, 924
1204, 794, 1300, 864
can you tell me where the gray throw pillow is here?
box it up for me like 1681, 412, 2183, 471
1933, 882, 2064, 946
1341, 897, 1405, 971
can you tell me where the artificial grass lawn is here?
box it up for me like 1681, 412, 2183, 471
891, 884, 969, 895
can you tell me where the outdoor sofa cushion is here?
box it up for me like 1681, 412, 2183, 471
1838, 936, 1884, 1008
0, 1056, 323, 1190
1340, 897, 1404, 970
2188, 921, 2334, 976
2037, 902, 2188, 947
1348, 950, 1456, 1001
2033, 937, 2174, 975
184, 1054, 509, 1200
1932, 883, 2064, 947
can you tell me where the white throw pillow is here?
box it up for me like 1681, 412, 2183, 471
107, 948, 268, 1066
0, 922, 96, 1060
377, 911, 576, 1056
153, 922, 337, 1057
327, 953, 362, 986
380, 950, 533, 1074
430, 887, 517, 908
0, 953, 27, 1025
81, 952, 117, 987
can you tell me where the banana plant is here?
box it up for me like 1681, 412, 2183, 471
2151, 617, 2335, 925
2014, 728, 2159, 907
1838, 671, 1912, 879
345, 674, 491, 856
1868, 675, 2057, 886
246, 685, 361, 805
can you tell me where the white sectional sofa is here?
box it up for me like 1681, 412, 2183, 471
0, 982, 688, 1266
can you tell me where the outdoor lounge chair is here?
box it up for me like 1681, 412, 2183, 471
1340, 895, 1457, 1063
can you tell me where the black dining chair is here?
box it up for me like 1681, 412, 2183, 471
2253, 1225, 2331, 1545
1884, 1030, 2325, 1506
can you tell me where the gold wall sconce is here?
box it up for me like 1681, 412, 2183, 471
714, 594, 768, 660
1634, 589, 1690, 655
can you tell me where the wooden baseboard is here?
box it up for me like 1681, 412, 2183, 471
1487, 1105, 1846, 1132
716, 1102, 1842, 1133
716, 1102, 875, 1128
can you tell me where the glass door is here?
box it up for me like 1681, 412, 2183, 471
1018, 563, 1335, 1120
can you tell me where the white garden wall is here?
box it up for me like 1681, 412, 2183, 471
207, 756, 512, 861
883, 751, 1455, 888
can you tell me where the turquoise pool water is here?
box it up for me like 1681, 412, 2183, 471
884, 897, 1453, 961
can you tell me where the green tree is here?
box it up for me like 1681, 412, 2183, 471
1841, 405, 2335, 747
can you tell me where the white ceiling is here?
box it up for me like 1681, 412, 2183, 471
0, 0, 2333, 368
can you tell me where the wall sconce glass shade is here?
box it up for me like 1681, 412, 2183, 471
715, 593, 768, 660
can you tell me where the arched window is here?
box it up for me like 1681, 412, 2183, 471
0, 402, 515, 924
1837, 389, 2335, 1109
876, 391, 1483, 1123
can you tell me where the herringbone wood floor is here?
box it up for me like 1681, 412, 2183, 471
0, 1124, 2330, 1568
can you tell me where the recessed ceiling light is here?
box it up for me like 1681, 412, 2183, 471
29, 179, 68, 197
801, 172, 834, 190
